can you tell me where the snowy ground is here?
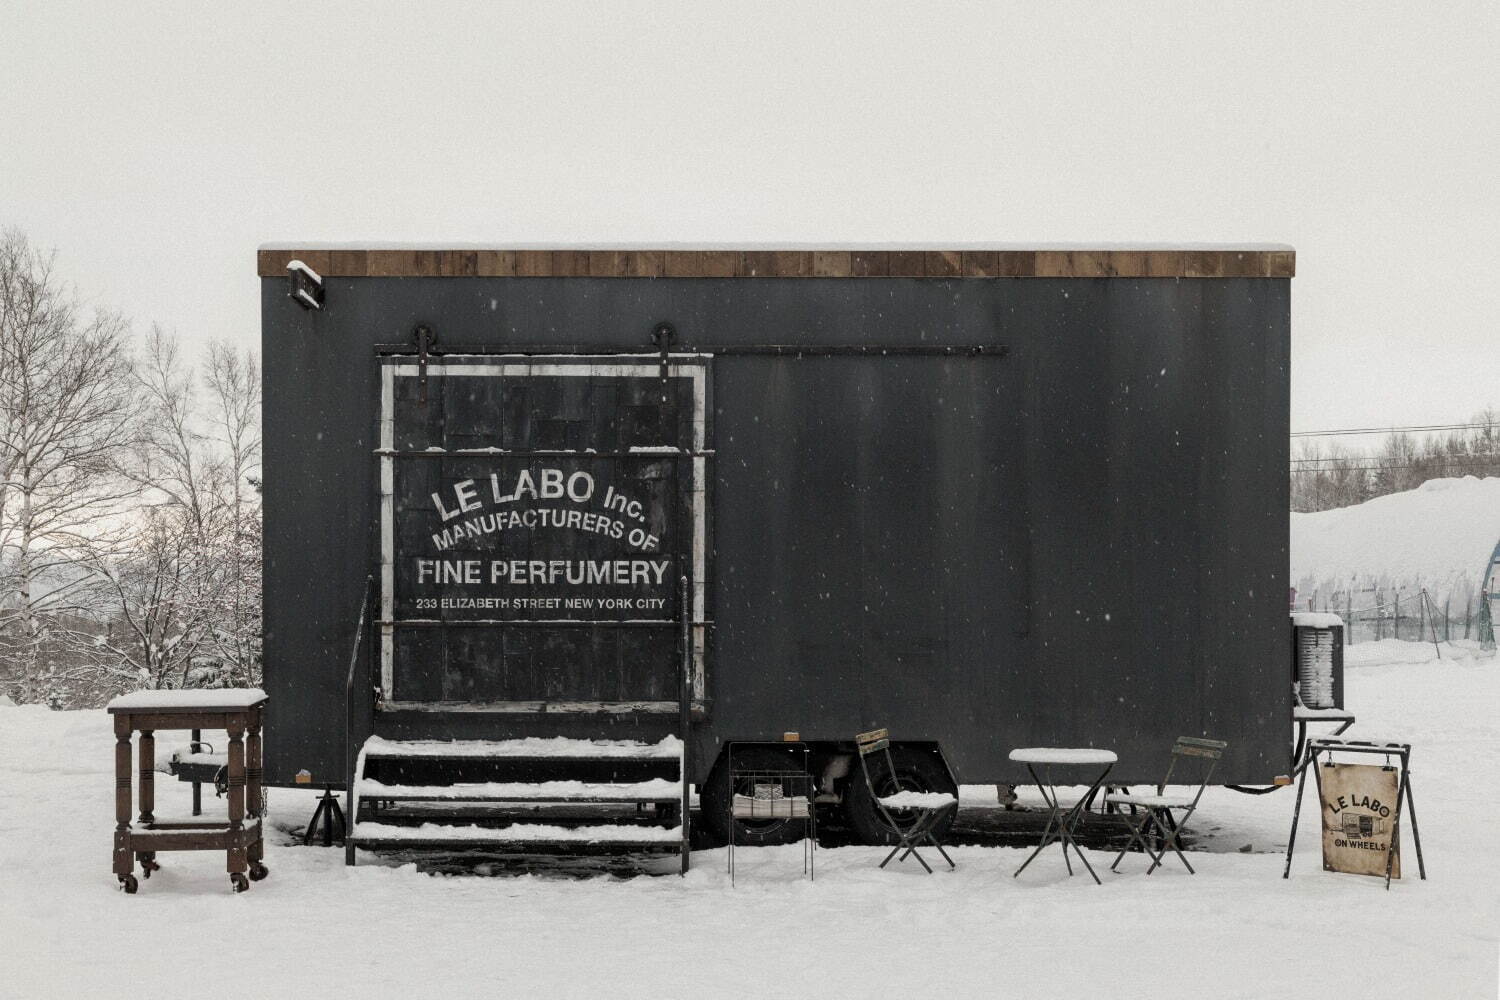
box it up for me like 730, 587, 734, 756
3, 642, 1497, 999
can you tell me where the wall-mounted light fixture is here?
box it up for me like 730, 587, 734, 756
287, 259, 324, 310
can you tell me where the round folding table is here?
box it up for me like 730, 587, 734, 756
1009, 747, 1117, 884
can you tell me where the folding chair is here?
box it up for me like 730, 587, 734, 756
1106, 736, 1227, 874
854, 728, 957, 873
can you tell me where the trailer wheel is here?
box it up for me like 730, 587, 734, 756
844, 746, 958, 846
698, 746, 812, 847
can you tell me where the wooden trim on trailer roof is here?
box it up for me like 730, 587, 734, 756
256, 246, 1295, 279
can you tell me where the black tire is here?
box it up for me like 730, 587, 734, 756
248, 862, 268, 882
119, 874, 138, 894
699, 745, 812, 847
845, 746, 958, 846
230, 872, 249, 893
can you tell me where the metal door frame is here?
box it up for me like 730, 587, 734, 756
375, 355, 710, 712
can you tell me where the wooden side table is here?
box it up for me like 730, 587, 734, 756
106, 689, 269, 893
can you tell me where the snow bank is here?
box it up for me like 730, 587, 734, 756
1291, 475, 1500, 606
1344, 637, 1494, 667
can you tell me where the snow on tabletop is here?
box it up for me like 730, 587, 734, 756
361, 734, 681, 758
355, 777, 681, 800
1309, 735, 1411, 749
1291, 611, 1345, 628
1293, 706, 1355, 720
106, 688, 267, 711
1007, 747, 1118, 765
352, 821, 683, 843
877, 790, 957, 809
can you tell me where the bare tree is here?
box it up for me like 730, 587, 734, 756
1371, 431, 1422, 495
202, 341, 262, 685
67, 330, 263, 693
0, 230, 139, 702
1291, 441, 1370, 512
1293, 408, 1500, 513
93, 329, 230, 689
64, 503, 220, 691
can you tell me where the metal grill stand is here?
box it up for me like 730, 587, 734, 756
727, 742, 815, 884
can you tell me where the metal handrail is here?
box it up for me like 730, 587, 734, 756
679, 573, 692, 875
343, 575, 374, 865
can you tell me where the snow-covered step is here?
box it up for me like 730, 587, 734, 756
361, 735, 681, 760
351, 820, 684, 847
356, 777, 682, 803
347, 731, 690, 865
356, 735, 683, 789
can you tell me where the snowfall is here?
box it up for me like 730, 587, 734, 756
1, 639, 1495, 999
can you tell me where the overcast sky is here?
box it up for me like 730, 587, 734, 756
2, 3, 1495, 434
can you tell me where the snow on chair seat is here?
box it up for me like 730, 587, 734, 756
1109, 736, 1227, 876
855, 728, 957, 874
1104, 791, 1195, 810
878, 790, 957, 810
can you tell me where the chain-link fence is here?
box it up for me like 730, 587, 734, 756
1300, 584, 1493, 646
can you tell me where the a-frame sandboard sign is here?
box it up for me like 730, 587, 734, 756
1283, 738, 1426, 890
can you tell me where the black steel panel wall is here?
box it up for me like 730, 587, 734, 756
261, 276, 1289, 785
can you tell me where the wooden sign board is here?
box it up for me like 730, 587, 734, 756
1320, 762, 1401, 878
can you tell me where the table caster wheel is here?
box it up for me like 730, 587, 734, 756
230, 872, 249, 893
119, 874, 138, 894
248, 862, 268, 881
140, 858, 160, 878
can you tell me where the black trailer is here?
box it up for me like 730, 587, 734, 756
259, 245, 1293, 852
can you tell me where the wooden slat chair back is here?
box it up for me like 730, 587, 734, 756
855, 728, 896, 793
1106, 736, 1228, 875
1159, 736, 1227, 811
853, 727, 956, 874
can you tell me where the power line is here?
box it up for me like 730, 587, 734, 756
1290, 421, 1496, 439
1290, 460, 1500, 474
1290, 455, 1500, 466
